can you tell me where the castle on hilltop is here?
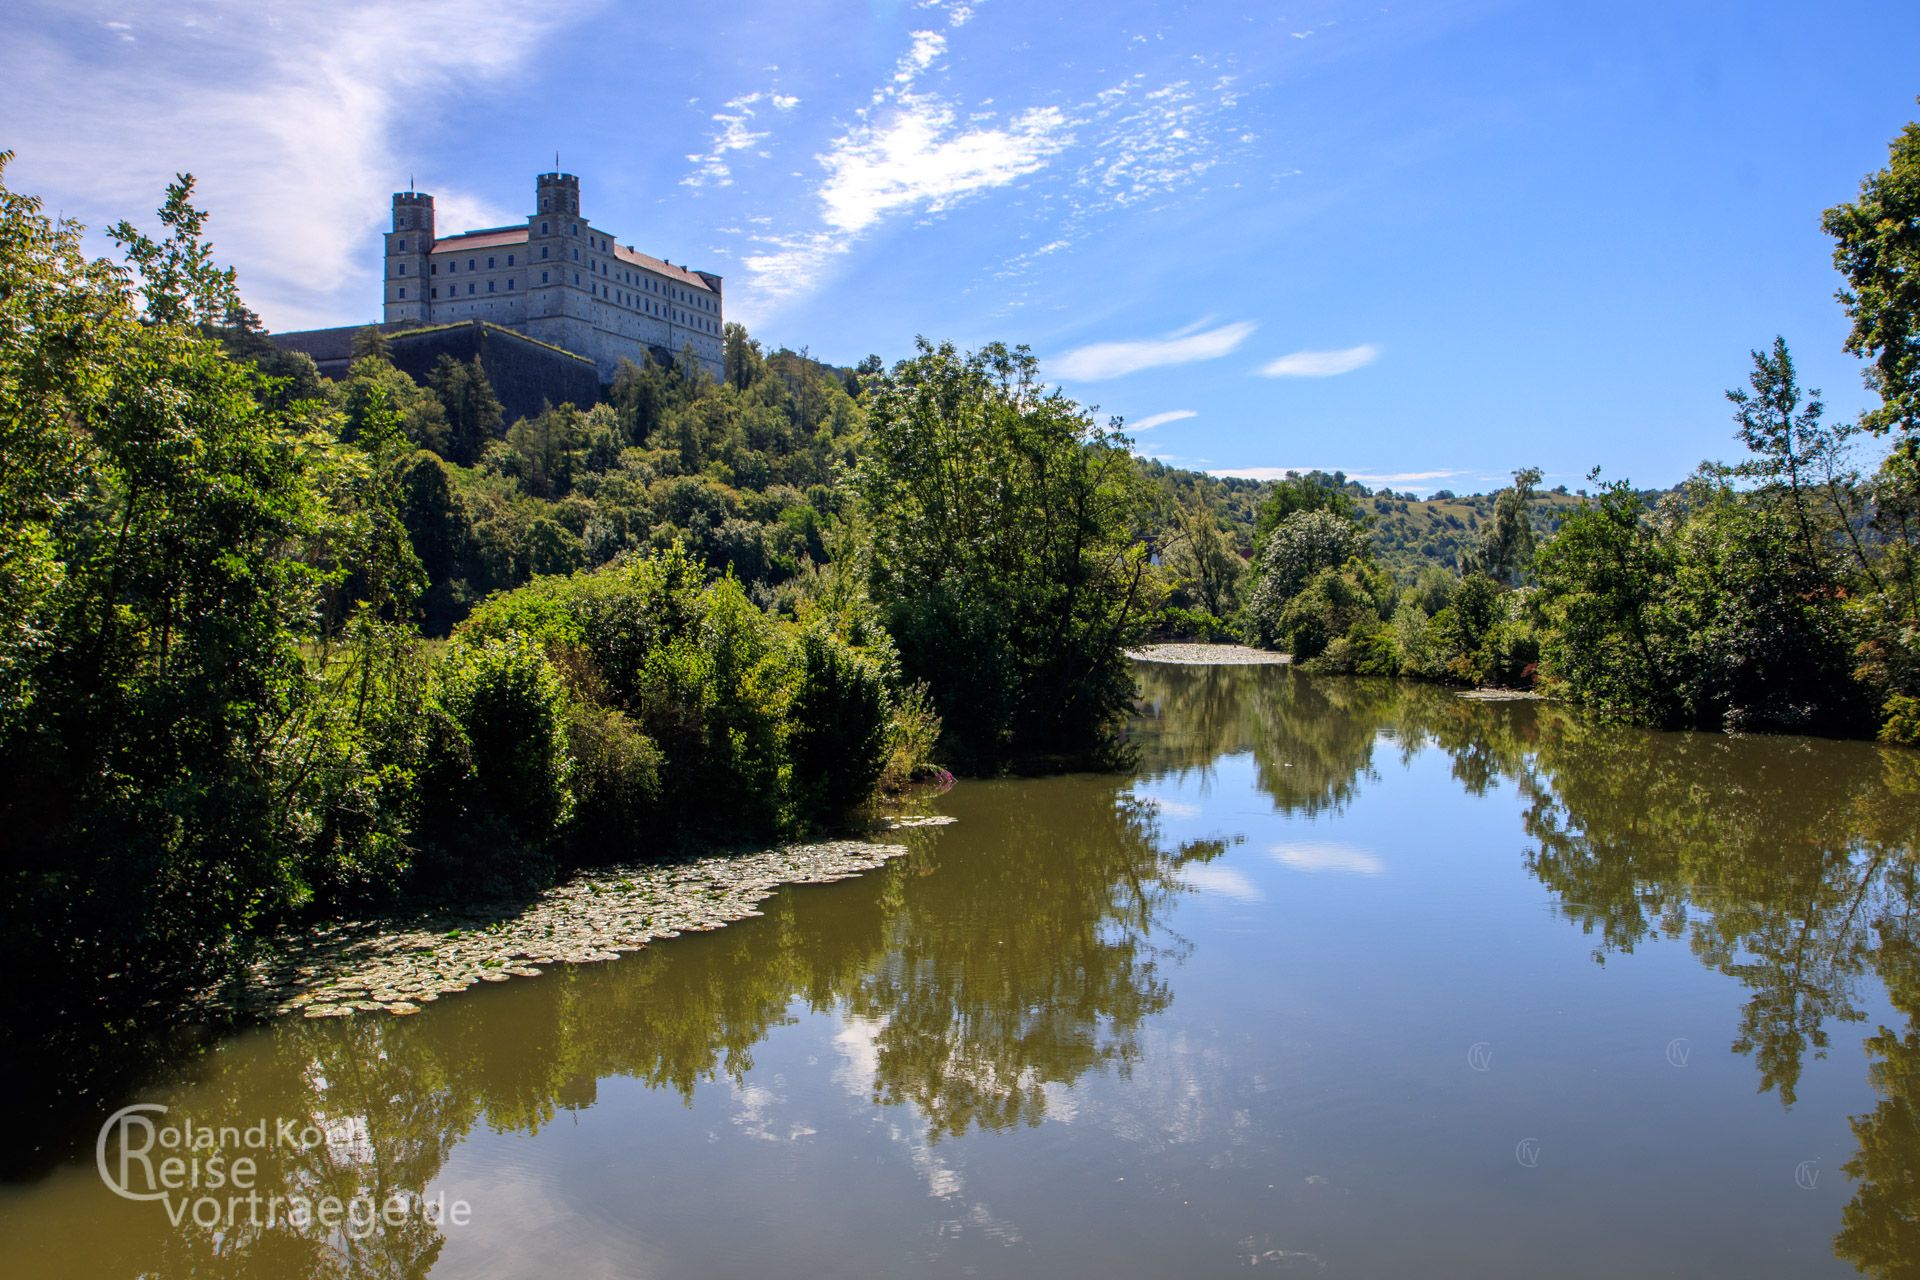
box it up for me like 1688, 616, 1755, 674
382, 171, 723, 381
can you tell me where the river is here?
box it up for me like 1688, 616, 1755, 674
4, 661, 1916, 1277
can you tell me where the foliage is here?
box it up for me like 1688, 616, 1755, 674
460, 546, 900, 840
428, 353, 505, 465
0, 161, 314, 1068
420, 633, 574, 880
1461, 467, 1542, 584
1823, 100, 1920, 438
1243, 510, 1369, 647
856, 338, 1155, 767
1251, 470, 1365, 544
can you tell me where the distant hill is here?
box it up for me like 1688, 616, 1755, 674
1352, 485, 1587, 576
1137, 459, 1650, 578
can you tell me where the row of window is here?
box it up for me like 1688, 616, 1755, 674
397, 247, 715, 316
407, 278, 517, 298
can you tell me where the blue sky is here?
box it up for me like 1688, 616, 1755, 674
5, 0, 1917, 494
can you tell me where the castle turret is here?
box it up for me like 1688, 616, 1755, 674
385, 191, 434, 323
536, 172, 580, 217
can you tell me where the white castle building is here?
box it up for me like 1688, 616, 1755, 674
382, 172, 723, 380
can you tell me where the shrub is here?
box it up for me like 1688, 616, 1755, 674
424, 634, 573, 869
1245, 511, 1369, 647
787, 626, 892, 822
1273, 563, 1388, 661
880, 680, 944, 791
561, 700, 663, 862
1311, 620, 1400, 675
1880, 694, 1920, 747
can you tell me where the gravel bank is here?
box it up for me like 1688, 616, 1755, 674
1125, 643, 1292, 665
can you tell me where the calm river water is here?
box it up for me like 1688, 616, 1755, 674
4, 661, 1918, 1277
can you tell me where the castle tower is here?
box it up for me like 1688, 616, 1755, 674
535, 172, 580, 217
384, 190, 434, 324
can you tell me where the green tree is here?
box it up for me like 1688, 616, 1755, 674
1463, 466, 1542, 585
107, 171, 239, 327
856, 339, 1155, 766
1243, 509, 1369, 647
428, 353, 505, 464
1823, 101, 1920, 438
1532, 476, 1678, 721
1251, 470, 1364, 545
1, 162, 318, 1078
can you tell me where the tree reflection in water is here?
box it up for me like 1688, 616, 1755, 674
50, 736, 1207, 1276
1135, 661, 1920, 1278
18, 663, 1919, 1278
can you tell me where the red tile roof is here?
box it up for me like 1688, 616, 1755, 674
431, 227, 529, 253
614, 243, 715, 292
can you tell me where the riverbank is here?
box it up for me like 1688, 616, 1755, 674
1126, 642, 1293, 665
237, 819, 954, 1021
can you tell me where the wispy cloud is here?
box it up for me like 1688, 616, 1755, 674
1, 0, 591, 331
683, 90, 800, 189
1053, 320, 1255, 381
1257, 343, 1380, 378
1129, 409, 1197, 431
1270, 841, 1384, 875
818, 101, 1070, 235
1179, 864, 1264, 903
734, 24, 1076, 313
733, 19, 1247, 320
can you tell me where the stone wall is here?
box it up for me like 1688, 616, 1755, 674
270, 321, 602, 424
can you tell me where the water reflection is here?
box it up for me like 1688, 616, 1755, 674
1137, 662, 1920, 1278
5, 664, 1918, 1277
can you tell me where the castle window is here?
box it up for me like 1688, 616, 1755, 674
398, 263, 406, 275
508, 254, 515, 266
488, 257, 495, 269
570, 223, 577, 235
468, 259, 475, 270
508, 279, 514, 290
397, 239, 406, 251
541, 221, 548, 235
572, 248, 579, 261
432, 288, 438, 298
398, 287, 406, 298
468, 283, 475, 295
488, 281, 495, 293
431, 263, 438, 274
542, 271, 548, 283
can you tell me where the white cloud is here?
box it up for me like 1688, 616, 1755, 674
1179, 864, 1264, 903
1270, 841, 1384, 875
1129, 409, 1197, 432
1, 0, 591, 332
818, 101, 1071, 235
1052, 320, 1255, 381
734, 24, 1247, 320
735, 23, 1076, 317
683, 96, 774, 189
1257, 343, 1381, 378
